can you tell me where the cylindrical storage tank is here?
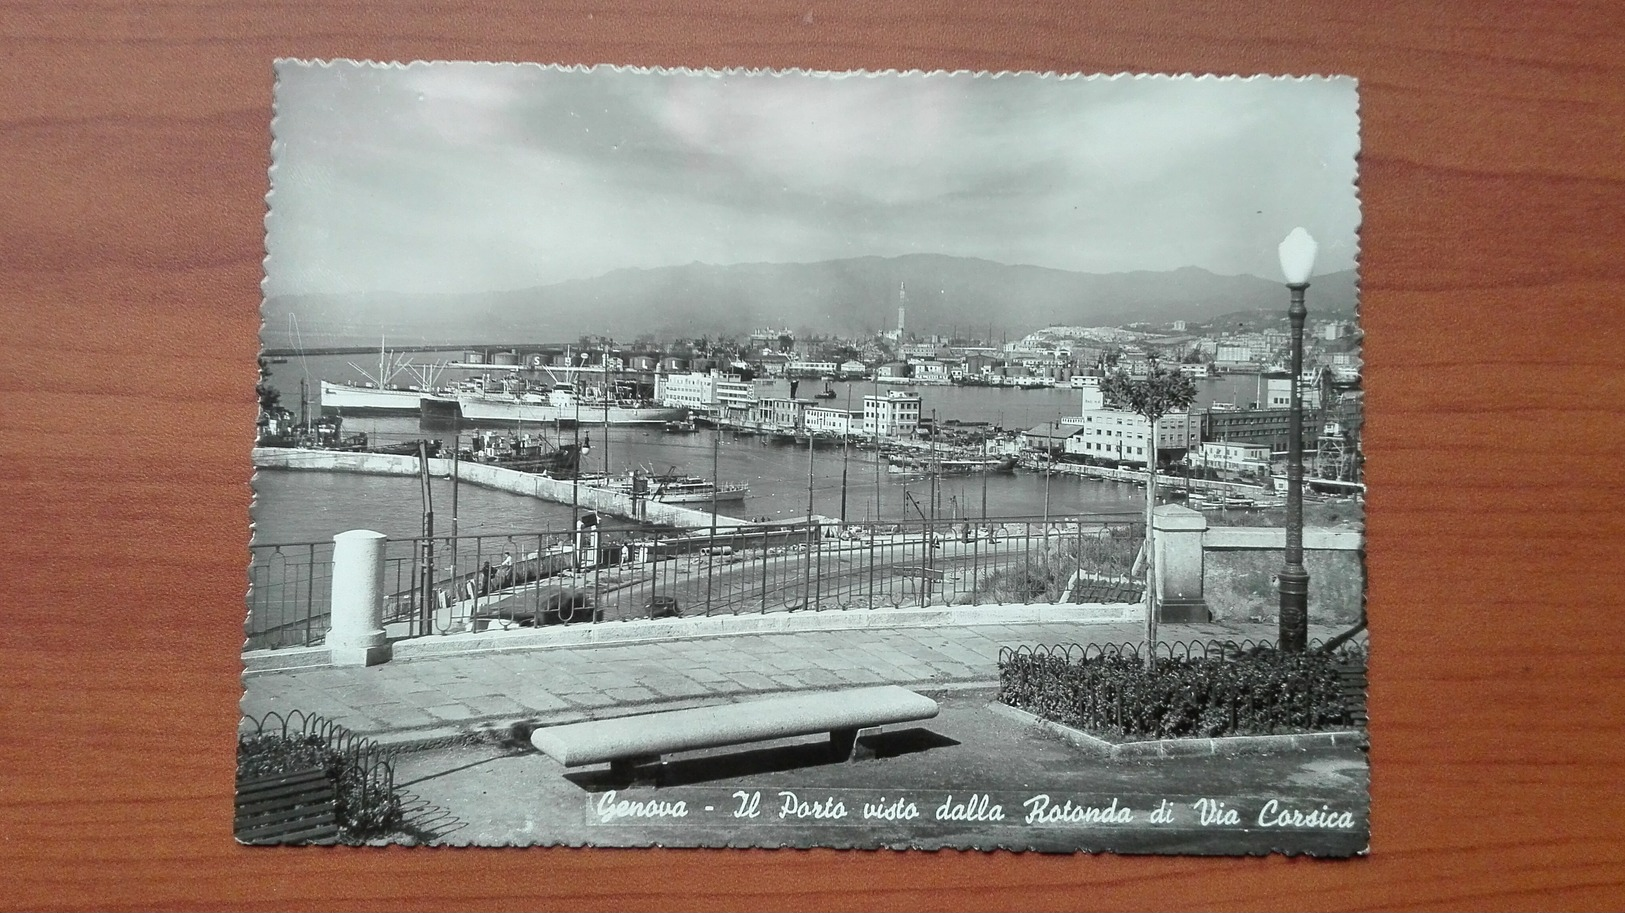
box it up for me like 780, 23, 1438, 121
464, 350, 485, 364
661, 357, 689, 372
691, 358, 714, 372
630, 355, 656, 372
490, 351, 519, 366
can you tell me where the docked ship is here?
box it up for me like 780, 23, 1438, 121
317, 346, 450, 415
319, 380, 430, 415
423, 381, 683, 426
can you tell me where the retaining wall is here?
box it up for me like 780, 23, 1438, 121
251, 447, 750, 528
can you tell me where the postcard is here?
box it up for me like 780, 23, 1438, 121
243, 62, 1366, 854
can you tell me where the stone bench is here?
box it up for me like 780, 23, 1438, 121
530, 686, 940, 782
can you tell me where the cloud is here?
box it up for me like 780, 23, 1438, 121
266, 66, 1359, 298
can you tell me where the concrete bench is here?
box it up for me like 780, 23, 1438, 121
530, 686, 940, 782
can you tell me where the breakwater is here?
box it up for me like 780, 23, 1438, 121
250, 448, 752, 529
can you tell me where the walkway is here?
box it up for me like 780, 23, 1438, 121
241, 618, 1346, 746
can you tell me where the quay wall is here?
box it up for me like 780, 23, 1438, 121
250, 448, 750, 529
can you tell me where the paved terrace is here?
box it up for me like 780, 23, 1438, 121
241, 618, 1347, 746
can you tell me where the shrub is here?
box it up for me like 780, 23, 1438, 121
998, 643, 1362, 741
238, 730, 403, 841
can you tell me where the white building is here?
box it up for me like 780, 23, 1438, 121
805, 406, 857, 436
1193, 441, 1273, 477
654, 371, 718, 411
912, 360, 952, 384
838, 360, 867, 376
1265, 375, 1323, 411
862, 392, 921, 439
1076, 376, 1105, 410
786, 360, 838, 377
1215, 344, 1254, 364
1063, 408, 1201, 467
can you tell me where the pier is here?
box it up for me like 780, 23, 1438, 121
250, 448, 752, 529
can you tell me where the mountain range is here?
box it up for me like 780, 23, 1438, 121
262, 253, 1358, 349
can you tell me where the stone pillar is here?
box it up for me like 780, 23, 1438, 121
327, 529, 392, 666
1153, 504, 1208, 623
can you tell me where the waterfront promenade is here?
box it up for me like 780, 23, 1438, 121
241, 617, 1346, 747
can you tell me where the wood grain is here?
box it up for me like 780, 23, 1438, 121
2, 1, 1623, 909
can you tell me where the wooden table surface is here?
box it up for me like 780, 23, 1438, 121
2, 1, 1622, 909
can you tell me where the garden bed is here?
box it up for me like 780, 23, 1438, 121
996, 640, 1367, 746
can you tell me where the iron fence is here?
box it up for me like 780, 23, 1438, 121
247, 516, 1147, 650
997, 637, 1369, 740
236, 710, 399, 841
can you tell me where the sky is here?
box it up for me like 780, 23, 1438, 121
265, 63, 1360, 298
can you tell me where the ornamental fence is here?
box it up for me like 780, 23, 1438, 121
247, 516, 1145, 650
236, 710, 465, 844
997, 638, 1369, 741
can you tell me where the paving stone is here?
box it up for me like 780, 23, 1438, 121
420, 703, 480, 722
510, 689, 574, 714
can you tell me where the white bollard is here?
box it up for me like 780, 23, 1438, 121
1152, 504, 1209, 623
327, 529, 392, 666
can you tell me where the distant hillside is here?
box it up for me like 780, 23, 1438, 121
263, 254, 1359, 348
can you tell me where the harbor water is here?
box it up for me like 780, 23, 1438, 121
257, 355, 1267, 546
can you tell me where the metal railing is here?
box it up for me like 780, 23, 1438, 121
246, 516, 1146, 651
996, 638, 1369, 740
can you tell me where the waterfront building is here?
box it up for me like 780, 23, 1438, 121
715, 376, 762, 425
786, 360, 838, 377
875, 362, 911, 382
838, 360, 868, 377
654, 371, 719, 411
862, 392, 921, 439
1193, 441, 1274, 479
911, 360, 952, 384
745, 397, 808, 431
1179, 363, 1213, 379
1201, 408, 1316, 455
1215, 343, 1254, 364
1065, 408, 1201, 467
805, 406, 857, 436
1020, 420, 1085, 457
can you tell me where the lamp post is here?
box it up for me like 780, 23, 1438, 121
1277, 227, 1318, 653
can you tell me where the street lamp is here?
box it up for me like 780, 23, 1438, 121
1277, 227, 1318, 653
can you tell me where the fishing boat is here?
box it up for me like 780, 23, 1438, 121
663, 418, 698, 433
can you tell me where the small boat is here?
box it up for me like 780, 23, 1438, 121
663, 419, 698, 433
603, 472, 749, 504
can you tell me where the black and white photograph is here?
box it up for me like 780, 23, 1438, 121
242, 62, 1367, 854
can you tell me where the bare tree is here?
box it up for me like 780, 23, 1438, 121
1101, 359, 1197, 661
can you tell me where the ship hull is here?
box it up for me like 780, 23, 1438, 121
319, 381, 426, 415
